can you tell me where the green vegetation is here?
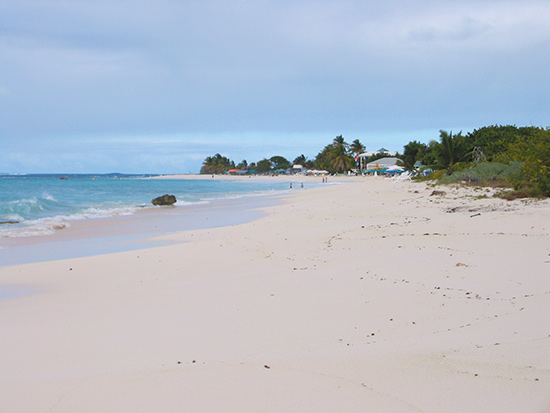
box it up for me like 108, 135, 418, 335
314, 136, 354, 173
201, 135, 362, 175
402, 141, 429, 171
200, 154, 235, 174
292, 154, 313, 169
269, 156, 291, 171
465, 125, 541, 161
350, 139, 366, 158
412, 125, 550, 197
438, 162, 522, 185
431, 130, 470, 172
498, 127, 550, 196
199, 125, 550, 198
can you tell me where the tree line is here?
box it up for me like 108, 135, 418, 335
403, 125, 550, 196
201, 136, 378, 175
200, 125, 550, 196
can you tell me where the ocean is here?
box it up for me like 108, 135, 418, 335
0, 173, 321, 266
0, 174, 300, 240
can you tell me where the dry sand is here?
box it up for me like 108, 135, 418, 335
1, 176, 549, 412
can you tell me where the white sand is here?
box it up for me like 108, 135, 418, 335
1, 176, 549, 412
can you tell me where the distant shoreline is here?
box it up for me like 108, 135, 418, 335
148, 173, 360, 182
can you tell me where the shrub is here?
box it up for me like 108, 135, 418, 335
439, 162, 522, 185
420, 169, 447, 181
501, 128, 550, 196
499, 184, 544, 200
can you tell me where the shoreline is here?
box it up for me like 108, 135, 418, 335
1, 177, 549, 411
0, 191, 283, 266
147, 173, 347, 180
0, 174, 353, 266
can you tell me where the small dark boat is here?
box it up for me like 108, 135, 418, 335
60, 176, 68, 179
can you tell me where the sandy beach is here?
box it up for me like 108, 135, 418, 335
1, 176, 549, 412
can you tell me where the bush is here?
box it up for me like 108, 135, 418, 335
499, 184, 544, 200
439, 162, 522, 185
419, 169, 447, 181
501, 128, 550, 196
448, 162, 474, 174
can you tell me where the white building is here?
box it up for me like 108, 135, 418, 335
365, 157, 401, 171
356, 148, 399, 173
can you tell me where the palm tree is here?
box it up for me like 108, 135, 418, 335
349, 139, 366, 157
434, 130, 470, 171
327, 144, 350, 173
236, 160, 248, 170
200, 153, 235, 174
332, 135, 349, 151
293, 154, 307, 166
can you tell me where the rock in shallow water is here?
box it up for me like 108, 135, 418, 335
151, 194, 177, 206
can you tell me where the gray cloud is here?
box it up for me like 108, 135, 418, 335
1, 0, 549, 172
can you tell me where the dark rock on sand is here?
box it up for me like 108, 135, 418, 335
151, 194, 177, 206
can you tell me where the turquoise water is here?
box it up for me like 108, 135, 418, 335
0, 174, 299, 239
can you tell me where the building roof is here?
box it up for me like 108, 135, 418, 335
366, 157, 401, 169
357, 149, 398, 158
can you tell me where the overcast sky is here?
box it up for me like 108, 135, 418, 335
1, 0, 549, 173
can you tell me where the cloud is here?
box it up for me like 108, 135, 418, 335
407, 16, 491, 43
403, 2, 550, 51
1, 0, 549, 172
